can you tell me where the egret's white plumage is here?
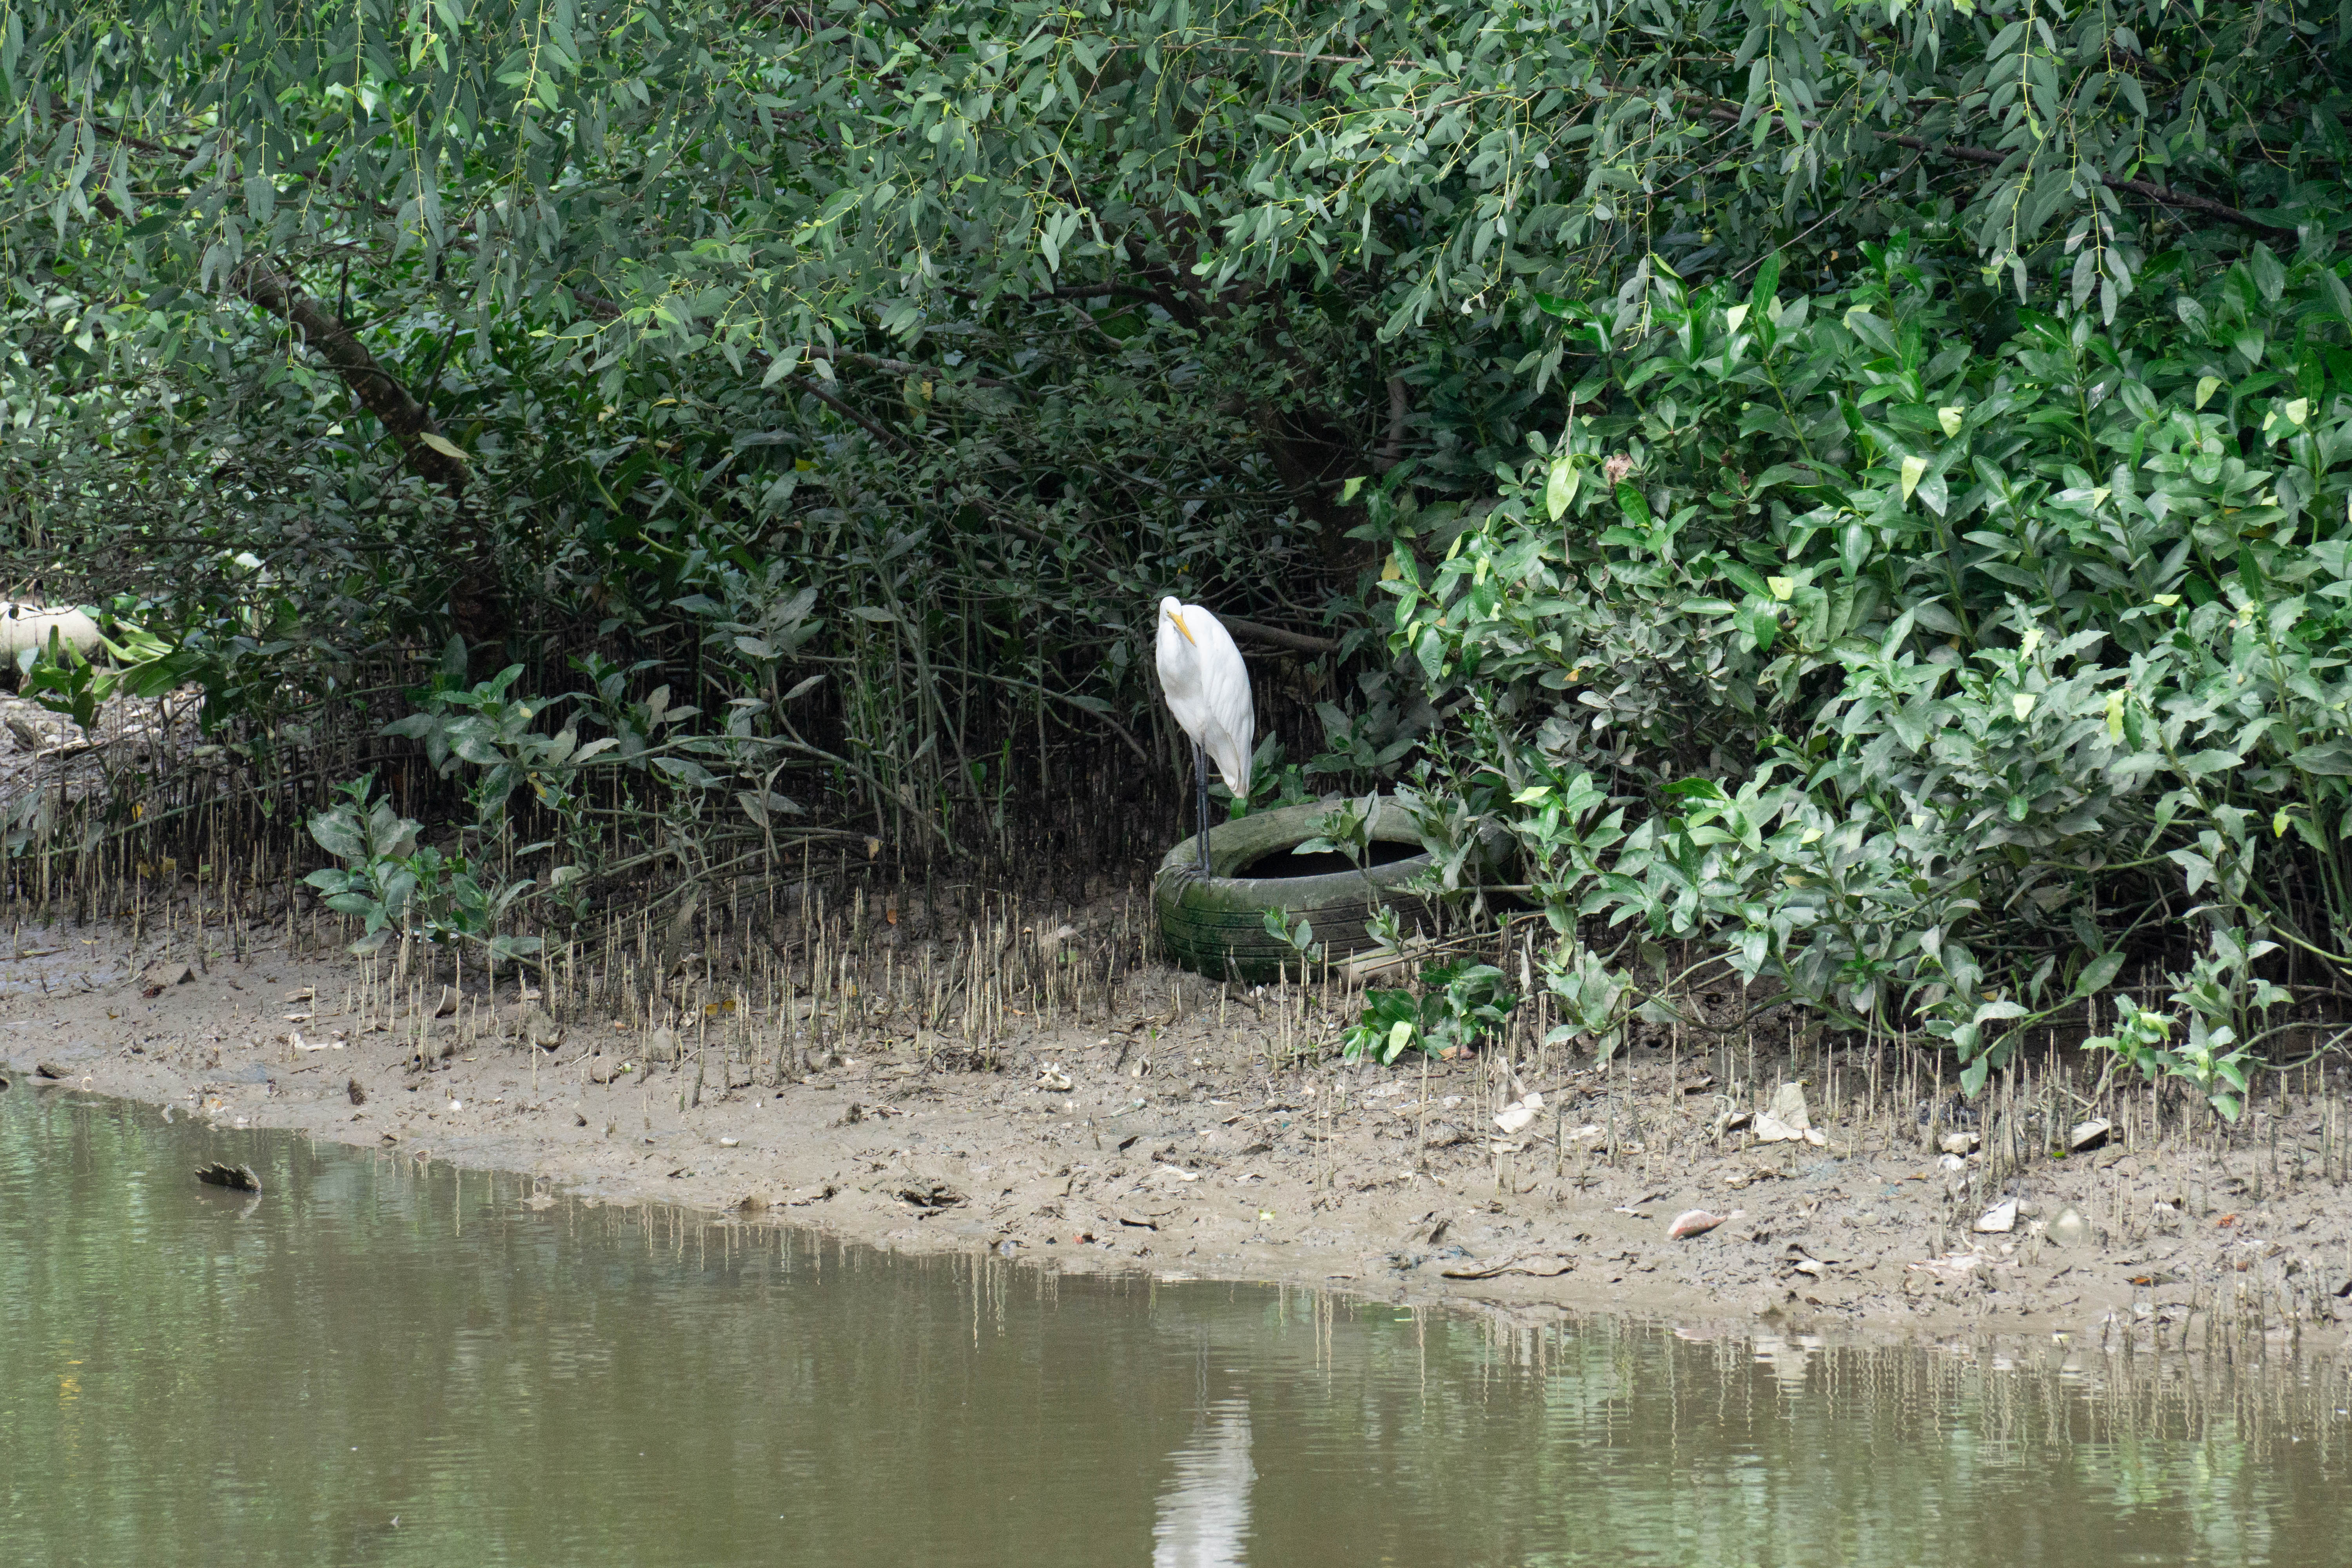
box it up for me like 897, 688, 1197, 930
1156, 595, 1255, 872
1156, 596, 1254, 793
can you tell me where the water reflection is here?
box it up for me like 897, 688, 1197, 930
1153, 1401, 1253, 1568
5, 1088, 2352, 1566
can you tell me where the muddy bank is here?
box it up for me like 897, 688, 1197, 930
5, 913, 2348, 1350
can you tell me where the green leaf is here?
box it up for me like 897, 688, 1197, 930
2289, 740, 2352, 776
651, 756, 718, 787
1899, 454, 1928, 502
309, 811, 366, 863
2071, 948, 2125, 1000
1748, 253, 1780, 321
1545, 458, 1580, 520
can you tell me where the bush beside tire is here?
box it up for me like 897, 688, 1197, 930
1153, 799, 1441, 984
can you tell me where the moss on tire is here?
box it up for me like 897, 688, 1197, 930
1153, 799, 1440, 984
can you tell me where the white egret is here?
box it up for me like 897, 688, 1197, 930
1155, 595, 1254, 873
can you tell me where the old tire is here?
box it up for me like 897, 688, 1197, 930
1153, 799, 1441, 984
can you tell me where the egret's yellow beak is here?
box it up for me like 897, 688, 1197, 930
1166, 608, 1197, 646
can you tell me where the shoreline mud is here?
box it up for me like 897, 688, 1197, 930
7, 914, 2349, 1352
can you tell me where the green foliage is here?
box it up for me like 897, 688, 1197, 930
0, 1, 2346, 1103
8, 1, 2336, 391
18, 600, 214, 733
302, 775, 542, 958
1259, 906, 1321, 966
2083, 992, 2258, 1122
1383, 234, 2352, 1095
1343, 960, 1519, 1065
1297, 795, 1378, 865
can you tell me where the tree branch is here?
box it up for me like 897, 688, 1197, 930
1664, 91, 2301, 247
233, 264, 468, 493
802, 343, 1010, 390
1219, 615, 1339, 655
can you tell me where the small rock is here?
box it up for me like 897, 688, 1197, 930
2048, 1207, 2087, 1247
1940, 1130, 1982, 1155
138, 961, 195, 998
1975, 1199, 2018, 1234
1668, 1209, 1729, 1240
1423, 1122, 1466, 1149
194, 1162, 262, 1193
587, 1058, 632, 1085
2069, 1118, 2111, 1153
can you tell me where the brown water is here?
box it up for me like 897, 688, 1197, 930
6, 1088, 2352, 1566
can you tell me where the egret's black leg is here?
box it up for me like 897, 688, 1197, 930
1194, 740, 1213, 874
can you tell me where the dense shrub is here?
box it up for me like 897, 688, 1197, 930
1379, 237, 2352, 1103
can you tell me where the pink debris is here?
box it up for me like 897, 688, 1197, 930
1668, 1209, 1728, 1240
